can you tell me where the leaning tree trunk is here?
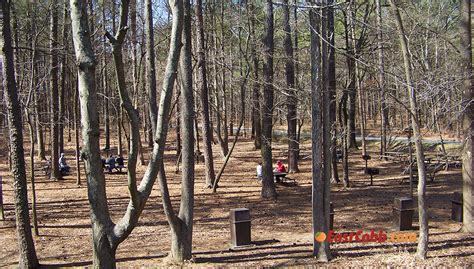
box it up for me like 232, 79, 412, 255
389, 0, 429, 259
282, 0, 299, 173
1, 2, 40, 267
309, 1, 330, 261
195, 0, 216, 188
260, 0, 277, 199
460, 0, 473, 233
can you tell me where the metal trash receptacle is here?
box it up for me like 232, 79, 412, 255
393, 197, 414, 231
451, 192, 463, 222
230, 208, 251, 247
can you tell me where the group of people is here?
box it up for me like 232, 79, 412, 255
56, 153, 126, 175
256, 160, 286, 181
102, 155, 125, 173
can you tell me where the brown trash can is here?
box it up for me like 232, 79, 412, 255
393, 197, 414, 231
230, 208, 251, 247
451, 192, 463, 222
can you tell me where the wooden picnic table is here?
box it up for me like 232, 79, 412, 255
401, 161, 444, 182
273, 172, 287, 183
382, 151, 408, 162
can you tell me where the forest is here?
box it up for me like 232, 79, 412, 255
0, 0, 473, 267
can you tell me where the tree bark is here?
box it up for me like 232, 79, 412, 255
344, 11, 357, 149
376, 0, 389, 159
59, 0, 68, 155
102, 3, 110, 150
348, 0, 366, 156
282, 0, 299, 173
50, 0, 61, 180
460, 0, 473, 233
74, 83, 81, 186
70, 1, 116, 267
145, 0, 157, 136
261, 0, 277, 199
195, 0, 216, 188
389, 0, 429, 259
249, 2, 261, 150
170, 0, 194, 260
1, 1, 40, 267
154, 0, 196, 263
309, 2, 330, 261
328, 0, 339, 183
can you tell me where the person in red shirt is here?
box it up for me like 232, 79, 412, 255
275, 160, 286, 173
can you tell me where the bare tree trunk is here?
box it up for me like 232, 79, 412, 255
195, 0, 216, 187
309, 2, 330, 261
212, 8, 250, 192
152, 0, 196, 264
102, 3, 110, 150
145, 0, 157, 135
282, 0, 299, 173
50, 1, 61, 180
249, 2, 261, 150
261, 0, 277, 199
176, 89, 182, 160
389, 0, 429, 259
349, 0, 366, 156
169, 0, 194, 260
70, 1, 116, 266
59, 0, 68, 155
1, 2, 39, 266
461, 0, 473, 233
34, 87, 46, 160
74, 83, 81, 186
343, 14, 357, 149
129, 0, 145, 166
339, 88, 350, 187
328, 0, 339, 183
376, 0, 388, 158
26, 37, 39, 239
219, 0, 228, 157
26, 0, 40, 236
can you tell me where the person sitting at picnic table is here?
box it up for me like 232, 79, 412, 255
105, 155, 116, 173
274, 160, 286, 173
58, 153, 70, 174
256, 162, 263, 181
115, 155, 125, 172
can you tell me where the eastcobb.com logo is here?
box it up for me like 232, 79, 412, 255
315, 230, 417, 243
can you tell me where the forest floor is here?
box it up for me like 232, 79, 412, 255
0, 129, 473, 268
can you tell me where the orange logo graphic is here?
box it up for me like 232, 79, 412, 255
315, 232, 327, 242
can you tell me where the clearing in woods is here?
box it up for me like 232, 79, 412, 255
0, 130, 472, 267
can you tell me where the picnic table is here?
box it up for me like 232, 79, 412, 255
102, 157, 126, 173
273, 172, 287, 183
401, 161, 443, 182
382, 151, 408, 162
